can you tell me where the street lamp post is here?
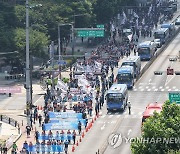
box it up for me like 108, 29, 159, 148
72, 14, 87, 55
58, 23, 72, 78
25, 0, 31, 126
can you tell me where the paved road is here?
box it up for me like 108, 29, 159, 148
103, 25, 180, 154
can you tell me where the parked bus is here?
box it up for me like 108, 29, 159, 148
154, 28, 170, 44
106, 84, 128, 112
121, 56, 141, 77
116, 66, 134, 89
161, 23, 175, 35
137, 41, 156, 60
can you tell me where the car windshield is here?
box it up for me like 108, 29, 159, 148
154, 33, 165, 39
107, 94, 123, 103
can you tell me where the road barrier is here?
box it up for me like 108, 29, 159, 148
0, 115, 22, 150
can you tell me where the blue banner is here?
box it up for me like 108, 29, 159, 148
38, 134, 73, 141
26, 145, 64, 153
48, 112, 82, 119
49, 119, 86, 126
44, 122, 78, 130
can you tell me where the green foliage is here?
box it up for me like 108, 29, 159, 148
14, 28, 49, 57
131, 101, 180, 154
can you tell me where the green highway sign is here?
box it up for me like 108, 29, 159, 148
96, 24, 104, 28
76, 28, 104, 37
169, 93, 180, 104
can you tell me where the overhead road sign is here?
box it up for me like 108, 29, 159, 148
75, 28, 104, 37
169, 92, 180, 104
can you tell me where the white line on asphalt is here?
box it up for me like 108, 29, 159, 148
101, 115, 106, 118
100, 124, 106, 130
165, 76, 175, 86
108, 115, 113, 118
34, 95, 43, 105
154, 89, 158, 91
127, 129, 132, 136
168, 89, 172, 91
161, 89, 164, 91
133, 89, 137, 91
146, 86, 149, 89
166, 86, 169, 89
152, 86, 156, 89
149, 79, 151, 82
147, 89, 151, 91
173, 86, 176, 89
175, 89, 179, 91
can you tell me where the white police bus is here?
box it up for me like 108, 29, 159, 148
154, 28, 170, 44
137, 41, 156, 60
121, 56, 141, 77
106, 84, 128, 112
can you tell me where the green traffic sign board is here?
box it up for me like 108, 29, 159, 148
169, 93, 180, 104
76, 28, 104, 37
96, 24, 104, 28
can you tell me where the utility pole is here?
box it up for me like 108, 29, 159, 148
25, 0, 31, 126
58, 24, 61, 79
50, 41, 55, 90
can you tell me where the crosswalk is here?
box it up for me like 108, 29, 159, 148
98, 111, 143, 120
132, 86, 179, 92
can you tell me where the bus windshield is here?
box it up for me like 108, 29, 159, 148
122, 62, 135, 71
117, 73, 132, 82
154, 33, 165, 39
107, 93, 123, 103
138, 48, 150, 55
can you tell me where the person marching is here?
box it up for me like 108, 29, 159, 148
127, 101, 131, 115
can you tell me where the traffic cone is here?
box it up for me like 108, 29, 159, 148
76, 141, 79, 146
94, 116, 96, 121
86, 126, 89, 132
72, 145, 75, 152
79, 136, 82, 142
82, 131, 85, 138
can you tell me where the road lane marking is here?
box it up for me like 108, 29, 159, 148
154, 89, 158, 91
127, 129, 132, 136
168, 89, 172, 91
159, 86, 163, 89
147, 89, 151, 91
152, 86, 156, 89
161, 89, 164, 91
100, 123, 106, 130
166, 86, 169, 89
146, 86, 149, 89
108, 115, 113, 118
173, 86, 176, 89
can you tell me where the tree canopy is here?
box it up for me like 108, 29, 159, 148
0, 0, 136, 57
131, 101, 180, 154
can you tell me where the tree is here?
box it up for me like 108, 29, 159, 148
14, 28, 49, 58
131, 101, 180, 154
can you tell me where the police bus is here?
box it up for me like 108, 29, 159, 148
116, 66, 134, 89
106, 84, 128, 112
161, 23, 175, 35
154, 28, 170, 44
121, 56, 141, 77
137, 41, 156, 60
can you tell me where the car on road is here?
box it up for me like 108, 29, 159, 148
153, 39, 162, 48
175, 17, 180, 25
142, 102, 163, 126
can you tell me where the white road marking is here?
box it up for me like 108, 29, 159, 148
147, 89, 151, 91
133, 89, 137, 91
168, 89, 172, 91
152, 86, 156, 89
175, 89, 179, 91
154, 89, 158, 91
159, 86, 163, 89
140, 89, 144, 91
101, 115, 106, 118
166, 86, 169, 89
161, 89, 164, 91
108, 115, 113, 118
146, 86, 149, 89
101, 123, 106, 130
165, 75, 175, 86
173, 86, 176, 89
34, 95, 43, 105
149, 79, 151, 82
127, 129, 132, 136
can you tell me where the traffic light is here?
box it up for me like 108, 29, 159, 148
167, 67, 174, 75
154, 71, 163, 75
